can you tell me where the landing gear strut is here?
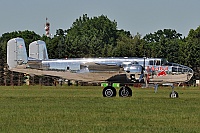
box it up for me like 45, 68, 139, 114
169, 85, 179, 98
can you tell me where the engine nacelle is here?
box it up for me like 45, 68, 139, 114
123, 64, 144, 82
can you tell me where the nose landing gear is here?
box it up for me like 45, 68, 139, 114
155, 83, 179, 98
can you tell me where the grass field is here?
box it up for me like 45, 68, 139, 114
0, 85, 199, 133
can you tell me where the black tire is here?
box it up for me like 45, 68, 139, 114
102, 86, 116, 97
169, 91, 179, 98
119, 86, 132, 97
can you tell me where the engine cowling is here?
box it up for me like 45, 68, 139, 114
123, 63, 144, 82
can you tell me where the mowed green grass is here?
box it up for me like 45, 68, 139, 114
0, 86, 199, 133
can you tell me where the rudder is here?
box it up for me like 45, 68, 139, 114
7, 38, 28, 69
29, 40, 49, 60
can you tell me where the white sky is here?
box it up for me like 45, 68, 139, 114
1, 0, 200, 37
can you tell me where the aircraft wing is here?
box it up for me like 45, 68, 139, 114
82, 62, 123, 72
95, 62, 122, 66
10, 66, 125, 83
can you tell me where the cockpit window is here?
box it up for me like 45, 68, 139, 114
155, 60, 160, 65
149, 59, 161, 66
161, 58, 168, 66
149, 60, 153, 65
166, 62, 173, 66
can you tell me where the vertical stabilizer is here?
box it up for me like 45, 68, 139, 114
7, 38, 28, 69
29, 40, 49, 60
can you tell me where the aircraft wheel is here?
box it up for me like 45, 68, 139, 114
119, 86, 132, 97
102, 86, 116, 97
170, 91, 179, 98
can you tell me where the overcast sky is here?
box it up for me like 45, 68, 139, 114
1, 0, 200, 37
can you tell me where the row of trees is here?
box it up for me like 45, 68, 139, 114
0, 14, 199, 79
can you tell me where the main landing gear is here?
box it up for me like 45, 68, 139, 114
102, 86, 116, 97
102, 83, 179, 98
102, 85, 132, 97
119, 86, 132, 97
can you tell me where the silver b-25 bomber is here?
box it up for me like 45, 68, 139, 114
7, 38, 194, 98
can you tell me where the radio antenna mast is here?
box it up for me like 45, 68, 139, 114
45, 18, 50, 37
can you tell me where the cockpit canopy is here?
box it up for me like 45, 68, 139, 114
148, 58, 168, 66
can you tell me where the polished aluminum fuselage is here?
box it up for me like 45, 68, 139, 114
25, 57, 193, 83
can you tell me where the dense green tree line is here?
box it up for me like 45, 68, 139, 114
0, 14, 199, 79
